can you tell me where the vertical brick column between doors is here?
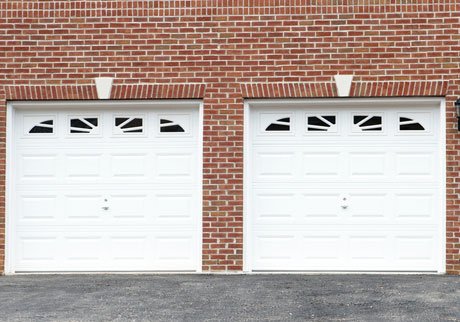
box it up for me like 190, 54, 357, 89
202, 83, 244, 271
446, 80, 460, 275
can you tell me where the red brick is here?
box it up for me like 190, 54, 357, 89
0, 1, 459, 275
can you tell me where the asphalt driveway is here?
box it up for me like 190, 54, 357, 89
0, 274, 459, 321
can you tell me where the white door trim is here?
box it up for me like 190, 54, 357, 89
197, 101, 204, 273
5, 100, 203, 274
5, 102, 14, 274
439, 98, 446, 274
243, 97, 446, 273
243, 102, 251, 272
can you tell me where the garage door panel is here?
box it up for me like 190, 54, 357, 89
18, 194, 58, 223
110, 194, 148, 220
154, 193, 195, 224
252, 146, 439, 184
253, 190, 342, 225
19, 153, 58, 183
154, 151, 196, 182
302, 193, 341, 219
64, 236, 104, 261
110, 154, 149, 179
15, 230, 198, 271
249, 104, 441, 272
252, 229, 438, 271
65, 154, 103, 179
253, 234, 296, 268
348, 235, 389, 261
254, 151, 296, 180
65, 194, 104, 221
154, 234, 196, 269
17, 235, 59, 262
395, 152, 435, 179
303, 152, 341, 178
301, 234, 343, 261
395, 235, 436, 262
349, 152, 388, 177
253, 189, 439, 225
18, 190, 198, 227
109, 235, 149, 261
253, 193, 296, 224
18, 151, 198, 185
13, 107, 200, 272
348, 193, 387, 220
395, 194, 435, 221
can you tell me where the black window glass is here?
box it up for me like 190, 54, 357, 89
265, 117, 290, 132
353, 115, 367, 124
161, 125, 185, 133
322, 116, 336, 124
115, 118, 129, 126
30, 126, 53, 134
266, 123, 290, 131
361, 116, 382, 127
71, 119, 92, 129
29, 120, 54, 134
120, 118, 143, 129
308, 116, 328, 127
400, 123, 425, 131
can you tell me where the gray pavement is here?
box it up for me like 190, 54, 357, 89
0, 274, 459, 321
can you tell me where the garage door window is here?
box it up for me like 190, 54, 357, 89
306, 115, 336, 132
399, 117, 425, 131
352, 114, 383, 132
114, 117, 144, 134
70, 117, 99, 134
28, 119, 54, 134
160, 119, 185, 133
265, 117, 290, 132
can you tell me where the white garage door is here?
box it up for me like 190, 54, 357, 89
248, 100, 444, 272
10, 102, 201, 272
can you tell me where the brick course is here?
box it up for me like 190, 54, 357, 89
0, 1, 459, 274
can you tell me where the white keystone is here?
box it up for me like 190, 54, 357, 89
334, 74, 354, 97
95, 77, 114, 99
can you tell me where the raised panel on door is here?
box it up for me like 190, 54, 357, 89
252, 233, 297, 269
154, 149, 197, 183
65, 154, 103, 180
18, 152, 59, 184
153, 233, 197, 270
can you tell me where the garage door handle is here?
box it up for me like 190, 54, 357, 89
102, 206, 109, 211
341, 197, 348, 209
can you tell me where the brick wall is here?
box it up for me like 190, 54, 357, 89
0, 1, 459, 274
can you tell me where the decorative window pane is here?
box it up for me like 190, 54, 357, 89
265, 117, 290, 132
160, 119, 185, 133
70, 117, 98, 134
399, 117, 425, 131
114, 117, 144, 134
307, 115, 336, 132
353, 115, 382, 132
29, 120, 54, 134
